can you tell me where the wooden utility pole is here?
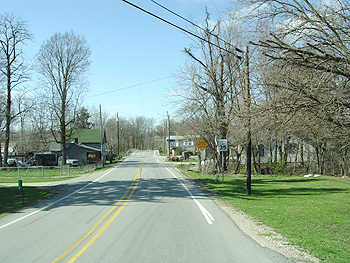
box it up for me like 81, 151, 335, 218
117, 113, 120, 158
167, 111, 171, 157
163, 120, 166, 154
245, 45, 252, 196
99, 104, 104, 167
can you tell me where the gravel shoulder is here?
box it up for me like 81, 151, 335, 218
214, 198, 320, 263
180, 171, 320, 263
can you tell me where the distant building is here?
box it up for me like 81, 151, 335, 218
165, 136, 196, 156
48, 129, 107, 166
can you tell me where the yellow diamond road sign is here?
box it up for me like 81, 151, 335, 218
196, 139, 208, 151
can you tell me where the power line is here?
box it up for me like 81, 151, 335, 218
149, 0, 243, 54
121, 0, 242, 60
121, 0, 246, 123
86, 76, 171, 98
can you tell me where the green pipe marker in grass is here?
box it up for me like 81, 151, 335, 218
18, 180, 22, 191
18, 180, 24, 203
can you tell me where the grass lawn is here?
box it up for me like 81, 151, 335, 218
0, 165, 112, 215
0, 186, 55, 216
0, 166, 83, 178
0, 165, 112, 182
0, 177, 75, 183
179, 166, 350, 263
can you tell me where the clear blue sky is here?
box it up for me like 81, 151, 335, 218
1, 0, 233, 123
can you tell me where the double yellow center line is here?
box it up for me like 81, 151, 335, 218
53, 162, 143, 263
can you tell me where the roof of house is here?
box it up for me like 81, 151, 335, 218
48, 141, 61, 152
73, 143, 100, 152
69, 129, 106, 144
48, 141, 101, 152
166, 136, 197, 141
166, 136, 185, 140
48, 129, 106, 152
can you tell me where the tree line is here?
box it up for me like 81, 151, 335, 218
173, 0, 350, 177
0, 13, 91, 166
0, 13, 165, 167
2, 0, 350, 176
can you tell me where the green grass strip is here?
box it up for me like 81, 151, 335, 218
0, 186, 55, 216
181, 167, 350, 263
0, 165, 112, 215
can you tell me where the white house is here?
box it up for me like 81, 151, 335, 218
165, 136, 196, 155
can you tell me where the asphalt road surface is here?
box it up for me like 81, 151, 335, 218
0, 151, 292, 263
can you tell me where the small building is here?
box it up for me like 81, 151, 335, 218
48, 129, 107, 166
165, 136, 196, 156
250, 137, 315, 164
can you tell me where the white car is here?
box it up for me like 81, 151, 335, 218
58, 156, 79, 167
7, 158, 26, 167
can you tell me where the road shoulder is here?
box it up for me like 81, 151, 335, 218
177, 167, 320, 263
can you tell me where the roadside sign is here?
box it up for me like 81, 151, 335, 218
196, 139, 208, 151
217, 139, 228, 152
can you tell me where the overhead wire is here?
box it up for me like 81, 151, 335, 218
86, 76, 171, 98
121, 0, 246, 122
149, 0, 243, 54
121, 0, 242, 60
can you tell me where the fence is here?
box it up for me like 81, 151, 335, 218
0, 162, 104, 179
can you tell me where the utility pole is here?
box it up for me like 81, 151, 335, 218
117, 113, 120, 158
167, 111, 171, 158
163, 120, 166, 154
245, 45, 252, 196
99, 104, 104, 167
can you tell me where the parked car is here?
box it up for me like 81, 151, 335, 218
58, 156, 79, 167
7, 158, 26, 167
7, 158, 18, 167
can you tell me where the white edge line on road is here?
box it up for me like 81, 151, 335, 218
156, 159, 215, 225
0, 167, 117, 230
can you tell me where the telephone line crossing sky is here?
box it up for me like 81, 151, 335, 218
2, 0, 234, 123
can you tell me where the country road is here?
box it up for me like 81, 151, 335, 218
0, 151, 292, 263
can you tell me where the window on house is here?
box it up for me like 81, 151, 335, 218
184, 141, 193, 146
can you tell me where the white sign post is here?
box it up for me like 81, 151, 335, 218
217, 139, 228, 183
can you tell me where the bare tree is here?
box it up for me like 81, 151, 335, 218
175, 12, 245, 174
26, 96, 51, 151
243, 0, 350, 175
127, 116, 153, 150
36, 31, 91, 165
89, 105, 110, 129
245, 0, 350, 129
14, 93, 35, 154
0, 13, 32, 166
0, 91, 5, 130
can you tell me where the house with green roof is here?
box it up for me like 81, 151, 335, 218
48, 129, 107, 166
